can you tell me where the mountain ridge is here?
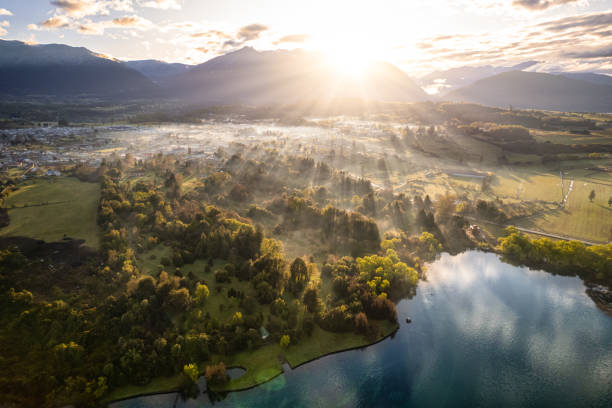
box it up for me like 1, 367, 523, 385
0, 39, 156, 97
446, 70, 612, 113
165, 47, 429, 104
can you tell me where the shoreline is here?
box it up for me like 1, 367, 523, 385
105, 322, 399, 406
286, 324, 399, 372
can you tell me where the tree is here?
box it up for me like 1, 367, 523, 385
232, 311, 243, 325
608, 196, 612, 207
302, 285, 320, 313
195, 283, 210, 304
205, 362, 229, 386
423, 195, 433, 210
288, 257, 309, 295
435, 193, 456, 223
183, 363, 199, 384
280, 334, 290, 348
354, 312, 369, 334
167, 288, 191, 311
589, 189, 596, 202
270, 297, 288, 318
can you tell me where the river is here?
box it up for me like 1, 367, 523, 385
111, 251, 612, 407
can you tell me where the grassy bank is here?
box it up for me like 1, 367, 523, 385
1, 177, 101, 248
105, 319, 397, 403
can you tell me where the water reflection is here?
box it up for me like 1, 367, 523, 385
112, 251, 612, 408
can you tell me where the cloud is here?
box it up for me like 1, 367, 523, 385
50, 0, 133, 17
274, 34, 310, 44
112, 15, 151, 27
190, 30, 230, 39
40, 15, 72, 29
0, 21, 9, 28
512, 0, 579, 10
180, 23, 270, 52
140, 0, 181, 9
404, 9, 612, 78
416, 41, 434, 49
77, 14, 153, 35
512, 0, 580, 10
77, 23, 103, 35
222, 39, 242, 49
0, 8, 12, 16
50, 0, 105, 17
537, 11, 612, 32
563, 45, 612, 59
237, 23, 268, 41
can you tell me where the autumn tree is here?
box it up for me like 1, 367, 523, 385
195, 283, 209, 305
280, 334, 291, 348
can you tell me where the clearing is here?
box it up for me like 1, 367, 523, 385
1, 177, 101, 248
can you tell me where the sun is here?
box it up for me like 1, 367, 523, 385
324, 45, 374, 79
327, 50, 370, 78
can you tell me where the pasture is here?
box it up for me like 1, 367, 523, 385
1, 177, 101, 248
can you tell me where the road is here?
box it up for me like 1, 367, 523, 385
513, 226, 603, 246
466, 216, 606, 246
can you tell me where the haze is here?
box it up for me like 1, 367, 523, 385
1, 0, 612, 85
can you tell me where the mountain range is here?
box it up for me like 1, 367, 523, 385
447, 70, 612, 113
163, 47, 428, 104
1, 39, 611, 112
122, 60, 191, 82
0, 40, 155, 97
419, 61, 539, 93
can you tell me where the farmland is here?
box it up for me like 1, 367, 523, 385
1, 177, 101, 248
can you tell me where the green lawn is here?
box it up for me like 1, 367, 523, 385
103, 375, 182, 403
514, 175, 612, 243
1, 177, 101, 248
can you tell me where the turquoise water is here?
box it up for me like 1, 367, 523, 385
111, 251, 612, 408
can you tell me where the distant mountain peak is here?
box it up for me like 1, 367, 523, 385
166, 46, 429, 104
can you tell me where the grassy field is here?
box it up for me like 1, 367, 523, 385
396, 166, 612, 243
104, 375, 182, 403
1, 177, 101, 248
513, 172, 612, 243
531, 129, 612, 145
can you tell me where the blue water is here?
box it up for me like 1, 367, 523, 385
111, 251, 612, 408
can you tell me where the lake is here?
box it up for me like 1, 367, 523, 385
112, 251, 612, 407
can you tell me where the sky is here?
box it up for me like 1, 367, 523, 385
0, 0, 611, 77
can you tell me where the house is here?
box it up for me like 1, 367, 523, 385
468, 225, 483, 240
